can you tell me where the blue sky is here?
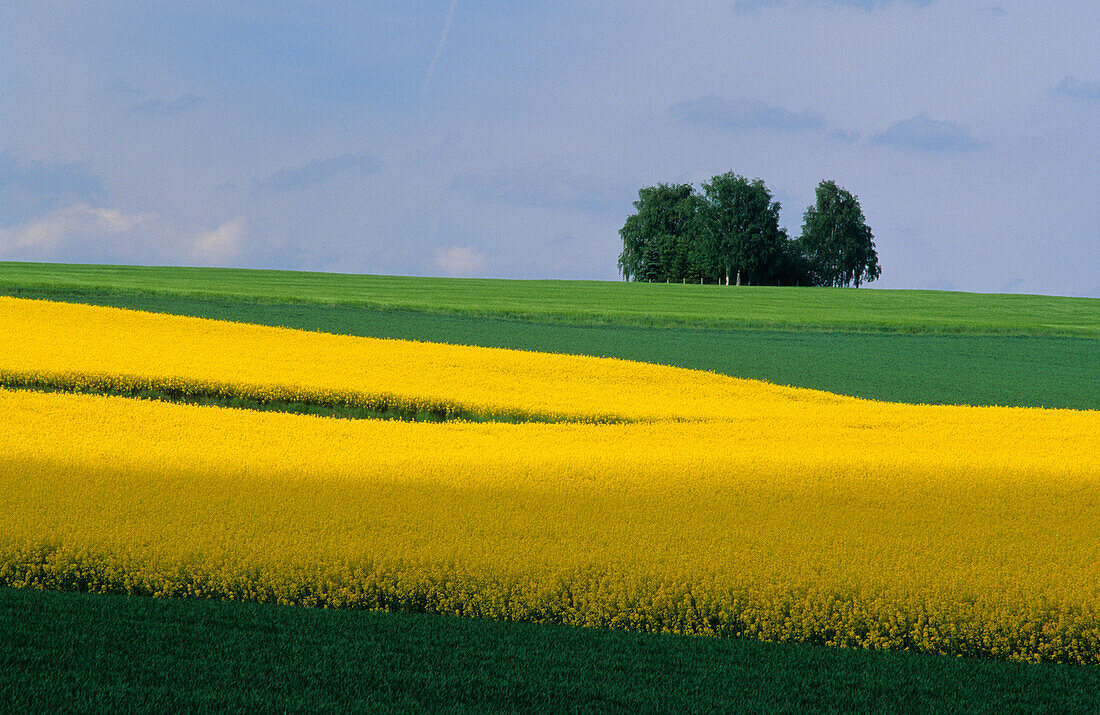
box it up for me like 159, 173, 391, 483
2, 1, 1097, 296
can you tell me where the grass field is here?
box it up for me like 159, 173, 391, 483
4, 587, 1099, 713
4, 261, 1098, 335
2, 262, 1098, 710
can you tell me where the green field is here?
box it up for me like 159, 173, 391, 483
4, 587, 1099, 713
4, 261, 1098, 335
2, 262, 1099, 710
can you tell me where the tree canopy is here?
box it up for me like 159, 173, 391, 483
799, 180, 881, 288
698, 173, 788, 286
616, 183, 702, 283
618, 174, 879, 288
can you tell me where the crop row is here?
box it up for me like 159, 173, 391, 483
0, 369, 591, 424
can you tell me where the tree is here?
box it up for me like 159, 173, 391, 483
618, 175, 883, 287
772, 240, 816, 287
617, 184, 702, 282
799, 180, 881, 287
698, 173, 787, 285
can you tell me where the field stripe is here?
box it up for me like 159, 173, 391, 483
3, 262, 1097, 336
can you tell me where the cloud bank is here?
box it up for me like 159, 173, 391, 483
434, 245, 486, 277
737, 0, 936, 9
450, 166, 634, 215
1051, 76, 1100, 102
0, 204, 156, 261
874, 116, 985, 153
0, 152, 105, 223
670, 96, 826, 133
129, 93, 204, 116
254, 154, 382, 194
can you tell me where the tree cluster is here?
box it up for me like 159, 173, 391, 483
617, 174, 880, 287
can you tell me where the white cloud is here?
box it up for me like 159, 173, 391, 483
193, 217, 246, 264
0, 204, 155, 257
433, 246, 486, 277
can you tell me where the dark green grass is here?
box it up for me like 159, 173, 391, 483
4, 261, 1098, 336
12, 290, 1098, 410
3, 588, 1098, 713
0, 383, 525, 424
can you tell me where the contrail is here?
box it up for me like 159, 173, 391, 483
421, 0, 458, 106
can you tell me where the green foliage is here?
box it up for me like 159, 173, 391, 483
0, 378, 560, 424
618, 174, 796, 286
4, 588, 1100, 713
800, 180, 881, 287
617, 183, 704, 282
619, 175, 883, 287
698, 172, 789, 285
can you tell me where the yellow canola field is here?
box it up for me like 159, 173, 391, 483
0, 296, 846, 423
3, 386, 1100, 663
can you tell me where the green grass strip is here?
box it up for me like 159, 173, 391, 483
2, 587, 1098, 713
0, 371, 625, 425
3, 262, 1097, 337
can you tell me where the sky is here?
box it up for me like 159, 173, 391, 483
1, 1, 1098, 296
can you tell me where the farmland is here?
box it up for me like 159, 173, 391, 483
0, 297, 855, 424
3, 264, 1098, 411
2, 263, 1099, 708
4, 385, 1099, 661
4, 261, 1098, 336
6, 587, 1100, 713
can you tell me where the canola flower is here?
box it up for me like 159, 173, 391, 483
0, 297, 847, 423
1, 298, 1099, 663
